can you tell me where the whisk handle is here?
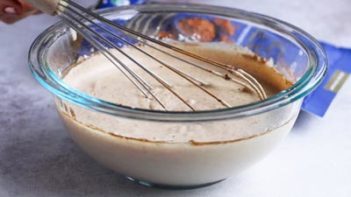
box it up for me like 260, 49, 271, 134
26, 0, 60, 15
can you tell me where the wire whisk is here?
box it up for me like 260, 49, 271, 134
27, 0, 267, 111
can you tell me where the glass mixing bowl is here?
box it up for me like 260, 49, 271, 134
29, 3, 327, 189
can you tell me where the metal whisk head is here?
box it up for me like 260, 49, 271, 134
31, 0, 267, 111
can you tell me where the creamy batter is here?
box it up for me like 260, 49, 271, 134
63, 42, 291, 112
56, 42, 299, 186
60, 42, 293, 143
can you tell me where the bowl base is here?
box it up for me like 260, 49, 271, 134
126, 176, 225, 190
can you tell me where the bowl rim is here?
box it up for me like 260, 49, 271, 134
28, 3, 327, 122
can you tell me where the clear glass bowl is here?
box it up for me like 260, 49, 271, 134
29, 3, 327, 189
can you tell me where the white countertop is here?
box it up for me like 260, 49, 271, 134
0, 0, 350, 196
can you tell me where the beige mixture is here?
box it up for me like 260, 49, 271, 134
56, 42, 298, 185
60, 42, 293, 143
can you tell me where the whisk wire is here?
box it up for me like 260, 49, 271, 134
62, 0, 267, 99
64, 4, 232, 108
57, 0, 267, 111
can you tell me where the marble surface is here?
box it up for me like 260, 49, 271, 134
0, 0, 350, 196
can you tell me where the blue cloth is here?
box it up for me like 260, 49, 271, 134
302, 43, 351, 116
97, 0, 146, 8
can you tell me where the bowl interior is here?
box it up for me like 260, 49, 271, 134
29, 3, 327, 121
